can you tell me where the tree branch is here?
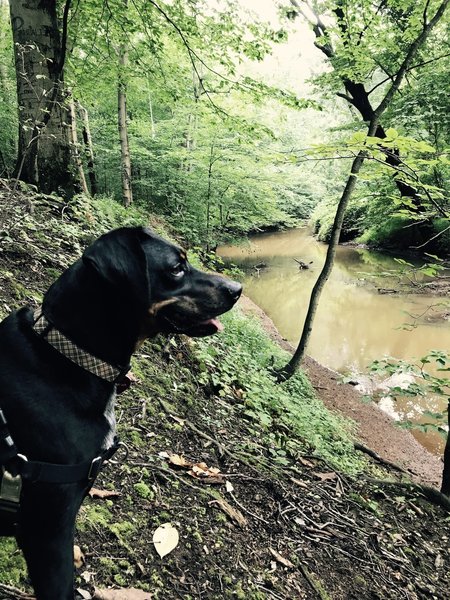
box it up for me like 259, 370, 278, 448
374, 0, 450, 119
368, 51, 450, 95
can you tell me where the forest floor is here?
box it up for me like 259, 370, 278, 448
0, 184, 450, 600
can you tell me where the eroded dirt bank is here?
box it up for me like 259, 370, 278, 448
238, 295, 443, 488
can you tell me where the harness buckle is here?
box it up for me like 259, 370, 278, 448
88, 456, 102, 481
0, 468, 22, 505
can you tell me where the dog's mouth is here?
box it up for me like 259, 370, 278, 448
183, 317, 224, 337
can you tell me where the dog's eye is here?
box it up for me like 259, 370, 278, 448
171, 263, 185, 278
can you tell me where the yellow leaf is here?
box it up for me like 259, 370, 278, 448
152, 523, 179, 558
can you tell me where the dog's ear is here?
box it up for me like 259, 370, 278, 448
82, 227, 151, 305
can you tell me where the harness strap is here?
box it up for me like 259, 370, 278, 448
1, 404, 120, 484
7, 438, 120, 484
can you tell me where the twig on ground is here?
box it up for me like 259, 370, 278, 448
354, 442, 409, 474
0, 583, 35, 599
363, 477, 450, 512
229, 490, 268, 523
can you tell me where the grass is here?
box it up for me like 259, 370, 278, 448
194, 309, 364, 474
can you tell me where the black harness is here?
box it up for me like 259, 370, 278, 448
0, 308, 129, 528
0, 406, 120, 526
0, 407, 120, 484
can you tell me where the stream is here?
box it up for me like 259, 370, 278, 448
218, 228, 450, 454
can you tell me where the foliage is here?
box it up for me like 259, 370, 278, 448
312, 196, 367, 242
194, 309, 364, 473
369, 351, 450, 437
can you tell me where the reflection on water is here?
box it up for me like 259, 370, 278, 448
218, 228, 450, 454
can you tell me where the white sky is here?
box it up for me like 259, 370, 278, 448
236, 0, 327, 95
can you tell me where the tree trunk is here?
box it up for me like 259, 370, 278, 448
68, 96, 88, 195
205, 142, 215, 252
9, 0, 77, 195
277, 148, 368, 381
78, 102, 97, 195
118, 45, 132, 207
147, 87, 155, 140
441, 401, 450, 496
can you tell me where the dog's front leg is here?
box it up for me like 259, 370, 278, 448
17, 482, 85, 600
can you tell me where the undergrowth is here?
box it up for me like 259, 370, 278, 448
194, 310, 364, 474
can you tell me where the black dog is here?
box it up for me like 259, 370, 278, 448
0, 226, 241, 599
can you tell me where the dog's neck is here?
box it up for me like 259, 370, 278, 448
42, 260, 144, 367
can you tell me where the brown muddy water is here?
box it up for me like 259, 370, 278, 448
218, 228, 450, 454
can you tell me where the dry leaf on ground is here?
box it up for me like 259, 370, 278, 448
152, 522, 179, 558
298, 457, 316, 468
168, 454, 192, 467
88, 488, 121, 499
93, 587, 152, 599
269, 547, 295, 568
313, 471, 337, 482
73, 545, 85, 569
160, 451, 226, 484
188, 463, 225, 484
209, 498, 247, 527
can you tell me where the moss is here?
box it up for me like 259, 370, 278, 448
133, 481, 154, 500
0, 538, 27, 587
78, 503, 113, 531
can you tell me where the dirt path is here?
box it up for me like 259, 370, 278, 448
239, 295, 443, 488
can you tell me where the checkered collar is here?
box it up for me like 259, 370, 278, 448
32, 308, 129, 384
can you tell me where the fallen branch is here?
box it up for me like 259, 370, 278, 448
354, 442, 409, 474
364, 477, 450, 512
0, 583, 35, 599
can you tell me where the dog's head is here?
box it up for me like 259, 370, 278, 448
82, 226, 242, 338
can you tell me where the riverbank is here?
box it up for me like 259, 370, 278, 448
238, 294, 443, 488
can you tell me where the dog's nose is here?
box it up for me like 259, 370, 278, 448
225, 280, 242, 302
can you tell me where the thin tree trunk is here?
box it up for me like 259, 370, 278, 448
147, 87, 155, 140
277, 148, 369, 380
205, 142, 215, 252
9, 0, 77, 195
78, 102, 97, 195
440, 401, 450, 496
118, 45, 133, 207
68, 96, 88, 194
181, 63, 201, 171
